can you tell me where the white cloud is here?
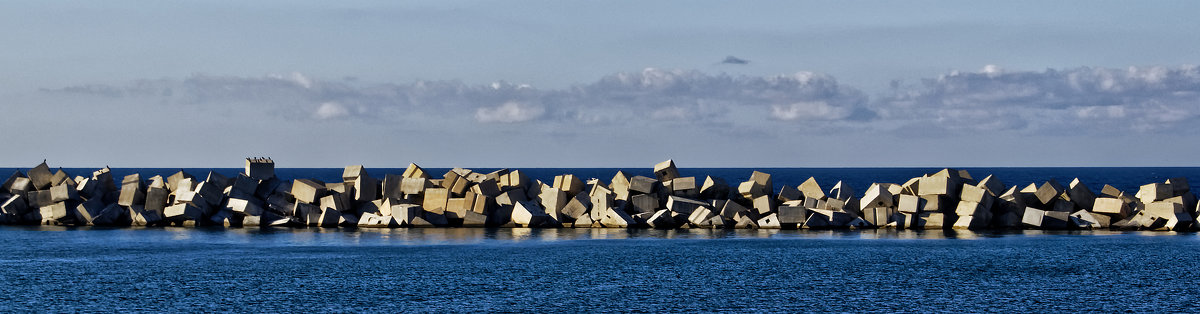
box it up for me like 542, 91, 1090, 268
475, 101, 545, 123
313, 102, 349, 120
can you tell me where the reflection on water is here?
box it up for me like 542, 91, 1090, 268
0, 225, 1180, 247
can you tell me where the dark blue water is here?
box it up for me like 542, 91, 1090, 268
1, 227, 1197, 312
12, 167, 1200, 197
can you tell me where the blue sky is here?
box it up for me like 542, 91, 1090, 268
2, 1, 1199, 167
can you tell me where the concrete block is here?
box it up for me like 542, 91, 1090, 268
1070, 210, 1106, 228
1043, 211, 1072, 229
747, 171, 773, 195
1, 170, 23, 193
976, 174, 1005, 196
861, 206, 894, 227
512, 201, 552, 226
861, 183, 894, 208
244, 157, 275, 180
91, 203, 127, 226
828, 181, 853, 201
353, 175, 379, 203
686, 206, 716, 225
422, 187, 449, 215
551, 174, 585, 195
919, 195, 955, 213
291, 179, 326, 204
165, 203, 203, 221
1021, 207, 1046, 228
1143, 201, 1184, 219
561, 193, 591, 219
1167, 177, 1190, 196
402, 163, 430, 179
461, 210, 488, 227
472, 178, 501, 197
900, 177, 921, 196
599, 207, 634, 228
118, 182, 145, 207
74, 198, 105, 225
317, 207, 343, 227
733, 211, 758, 229
718, 200, 751, 220
666, 196, 707, 215
752, 195, 774, 216
1138, 183, 1172, 204
539, 187, 568, 218
143, 187, 169, 212
1, 194, 29, 216
777, 206, 808, 225
653, 159, 681, 182
589, 187, 615, 221
917, 212, 947, 230
226, 198, 264, 216
804, 209, 833, 229
952, 212, 991, 230
1099, 184, 1122, 198
757, 213, 781, 229
737, 181, 764, 199
388, 204, 423, 224
699, 176, 729, 199
8, 177, 32, 195
671, 176, 697, 192
646, 209, 675, 229
777, 185, 803, 203
897, 194, 921, 213
1030, 179, 1063, 206
28, 161, 54, 190
918, 175, 950, 196
629, 193, 659, 214
50, 183, 79, 203
629, 176, 658, 194
1066, 178, 1097, 210
204, 171, 230, 191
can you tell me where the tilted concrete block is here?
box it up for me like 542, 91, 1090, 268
342, 165, 367, 182
699, 176, 729, 200
402, 163, 430, 179
1143, 201, 1184, 219
861, 183, 894, 209
919, 195, 955, 213
317, 207, 344, 227
1066, 178, 1097, 211
1030, 180, 1064, 206
1021, 207, 1046, 228
646, 209, 676, 229
666, 196, 707, 215
512, 201, 552, 226
777, 185, 803, 203
757, 213, 781, 229
687, 206, 716, 225
1167, 177, 1190, 196
733, 211, 758, 229
552, 174, 585, 195
629, 193, 659, 214
75, 198, 106, 225
118, 182, 145, 207
737, 181, 764, 199
28, 161, 54, 190
204, 171, 230, 191
976, 174, 1005, 196
1099, 184, 1122, 198
401, 178, 431, 196
1070, 210, 1106, 229
1, 194, 29, 216
916, 212, 947, 230
144, 187, 169, 212
561, 192, 591, 219
164, 203, 203, 221
653, 159, 681, 182
719, 200, 751, 220
897, 194, 922, 214
671, 176, 697, 192
50, 183, 79, 203
900, 177, 921, 196
629, 176, 658, 194
918, 175, 951, 196
422, 188, 450, 215
1138, 183, 1172, 204
955, 200, 992, 217
1, 170, 24, 194
226, 198, 264, 216
229, 174, 259, 198
752, 195, 774, 216
599, 207, 634, 228
291, 179, 326, 204
353, 175, 379, 203
828, 181, 853, 201
1042, 211, 1071, 229
861, 206, 894, 227
9, 177, 32, 195
539, 187, 568, 218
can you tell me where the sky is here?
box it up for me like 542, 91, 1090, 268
2, 0, 1199, 168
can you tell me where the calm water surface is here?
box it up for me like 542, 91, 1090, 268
2, 226, 1197, 312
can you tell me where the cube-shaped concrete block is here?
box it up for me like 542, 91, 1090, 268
244, 158, 275, 180
686, 206, 715, 225
553, 174, 585, 195
1021, 207, 1046, 228
976, 174, 1005, 196
952, 214, 990, 230
1167, 177, 1190, 196
118, 182, 145, 207
28, 161, 54, 190
897, 194, 921, 214
777, 206, 808, 225
1143, 201, 1184, 219
291, 179, 326, 204
144, 187, 169, 212
666, 196, 707, 215
165, 203, 203, 221
402, 163, 430, 179
918, 176, 950, 196
861, 183, 894, 208
757, 213, 781, 229
629, 176, 658, 194
1138, 183, 1172, 204
629, 193, 659, 214
226, 198, 264, 216
50, 183, 78, 203
1, 194, 29, 216
599, 207, 634, 228
1066, 178, 1097, 210
699, 176, 728, 199
353, 175, 379, 203
752, 195, 774, 216
652, 159, 681, 181
828, 181, 853, 201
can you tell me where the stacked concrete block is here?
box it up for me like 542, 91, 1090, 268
245, 157, 275, 180
653, 159, 680, 182
699, 176, 729, 200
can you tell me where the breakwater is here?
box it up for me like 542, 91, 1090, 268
0, 159, 1194, 231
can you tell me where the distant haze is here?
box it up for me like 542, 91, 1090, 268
2, 1, 1199, 168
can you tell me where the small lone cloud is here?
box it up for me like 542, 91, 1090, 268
314, 102, 350, 120
719, 55, 750, 65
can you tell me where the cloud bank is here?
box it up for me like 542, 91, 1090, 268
40, 65, 1200, 135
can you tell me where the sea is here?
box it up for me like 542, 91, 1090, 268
3, 167, 1200, 312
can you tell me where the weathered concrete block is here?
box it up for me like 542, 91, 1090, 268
561, 192, 591, 219
955, 200, 992, 217
8, 177, 32, 195
352, 175, 379, 203
916, 212, 947, 230
1042, 211, 1071, 229
422, 187, 449, 215
629, 193, 659, 214
291, 179, 326, 204
539, 187, 568, 218
699, 176, 728, 199
244, 157, 275, 180
687, 206, 716, 225
1, 194, 29, 216
804, 209, 834, 229
952, 213, 990, 230
757, 213, 781, 229
900, 177, 921, 196
653, 159, 681, 182
976, 174, 1005, 196
401, 163, 430, 179
28, 161, 54, 190
861, 206, 894, 227
599, 207, 634, 228
1143, 201, 1184, 219
718, 200, 751, 220
861, 183, 894, 208
777, 185, 803, 203
118, 182, 145, 207
737, 181, 764, 199
164, 203, 203, 221
226, 198, 264, 216
317, 207, 343, 227
91, 203, 127, 226
749, 171, 773, 196
629, 176, 658, 194
512, 201, 553, 226
752, 195, 774, 216
1066, 178, 1096, 211
75, 198, 106, 225
1021, 207, 1046, 228
1138, 183, 1172, 204
1030, 180, 1063, 206
50, 183, 79, 203
796, 177, 825, 200
671, 176, 697, 192
918, 175, 950, 196
388, 204, 423, 224
589, 187, 615, 221
646, 209, 676, 229
897, 194, 921, 214
552, 174, 585, 195
143, 187, 169, 212
828, 181, 853, 201
1070, 210, 1106, 229
777, 206, 808, 225
733, 211, 758, 229
666, 196, 707, 215
1167, 177, 1190, 196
